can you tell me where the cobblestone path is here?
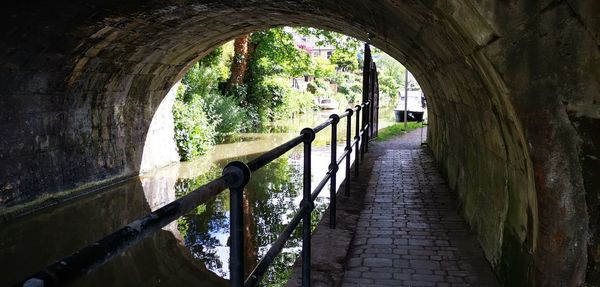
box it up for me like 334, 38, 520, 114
341, 129, 499, 287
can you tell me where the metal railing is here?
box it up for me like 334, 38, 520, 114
17, 43, 379, 287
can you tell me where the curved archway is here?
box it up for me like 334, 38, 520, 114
1, 1, 598, 286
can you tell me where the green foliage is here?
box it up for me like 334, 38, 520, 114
311, 57, 336, 78
173, 85, 216, 161
174, 47, 248, 161
249, 28, 311, 78
181, 57, 221, 101
246, 77, 284, 124
378, 74, 400, 106
246, 76, 315, 123
375, 122, 421, 141
331, 72, 362, 103
293, 27, 367, 106
203, 95, 249, 139
295, 27, 361, 53
272, 80, 315, 118
310, 79, 332, 97
243, 28, 315, 124
372, 50, 408, 106
329, 48, 359, 71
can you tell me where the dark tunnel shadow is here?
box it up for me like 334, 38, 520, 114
0, 178, 227, 287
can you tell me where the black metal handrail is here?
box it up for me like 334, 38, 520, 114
241, 102, 370, 287
16, 176, 230, 286
17, 43, 380, 287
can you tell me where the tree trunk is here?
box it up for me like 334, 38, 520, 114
229, 34, 251, 88
243, 191, 258, 277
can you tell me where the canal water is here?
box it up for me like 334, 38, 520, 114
0, 107, 397, 287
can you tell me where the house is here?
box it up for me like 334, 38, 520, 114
291, 32, 336, 60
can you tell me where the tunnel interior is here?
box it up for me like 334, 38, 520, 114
1, 1, 599, 286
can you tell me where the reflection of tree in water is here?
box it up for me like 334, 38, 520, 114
175, 154, 330, 286
246, 156, 303, 287
248, 157, 301, 246
175, 165, 229, 277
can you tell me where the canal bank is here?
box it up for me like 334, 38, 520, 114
0, 129, 340, 286
0, 107, 399, 286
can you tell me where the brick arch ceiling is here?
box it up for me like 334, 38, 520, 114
2, 1, 599, 286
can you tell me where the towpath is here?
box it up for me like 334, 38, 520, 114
340, 128, 499, 286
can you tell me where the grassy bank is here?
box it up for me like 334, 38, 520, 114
375, 122, 422, 141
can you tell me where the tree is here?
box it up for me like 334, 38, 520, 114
228, 34, 252, 88
173, 46, 250, 161
372, 51, 406, 106
242, 28, 313, 123
248, 28, 311, 78
329, 49, 358, 72
294, 27, 361, 53
312, 57, 336, 78
173, 49, 225, 160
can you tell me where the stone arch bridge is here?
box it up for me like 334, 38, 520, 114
0, 1, 598, 286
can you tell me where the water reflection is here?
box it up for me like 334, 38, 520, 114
174, 150, 333, 286
0, 179, 227, 287
0, 107, 396, 286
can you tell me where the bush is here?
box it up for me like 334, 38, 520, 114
337, 80, 362, 104
312, 57, 336, 79
203, 94, 249, 141
172, 87, 216, 161
245, 76, 317, 124
246, 78, 280, 124
173, 47, 250, 161
173, 85, 249, 159
329, 71, 362, 104
312, 79, 333, 98
329, 49, 359, 72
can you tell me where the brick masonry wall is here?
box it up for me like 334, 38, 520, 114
0, 0, 598, 285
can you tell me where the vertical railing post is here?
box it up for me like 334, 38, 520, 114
344, 109, 353, 196
354, 105, 361, 176
329, 114, 340, 229
364, 102, 369, 155
367, 62, 377, 141
371, 64, 378, 139
362, 43, 371, 147
223, 161, 252, 287
374, 70, 379, 138
300, 128, 316, 287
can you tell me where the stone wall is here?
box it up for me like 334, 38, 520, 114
474, 2, 599, 285
0, 0, 598, 285
424, 53, 538, 286
139, 83, 180, 173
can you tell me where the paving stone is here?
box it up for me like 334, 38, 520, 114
347, 258, 362, 267
411, 259, 441, 270
367, 237, 393, 245
362, 271, 392, 279
341, 136, 499, 286
363, 257, 393, 267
